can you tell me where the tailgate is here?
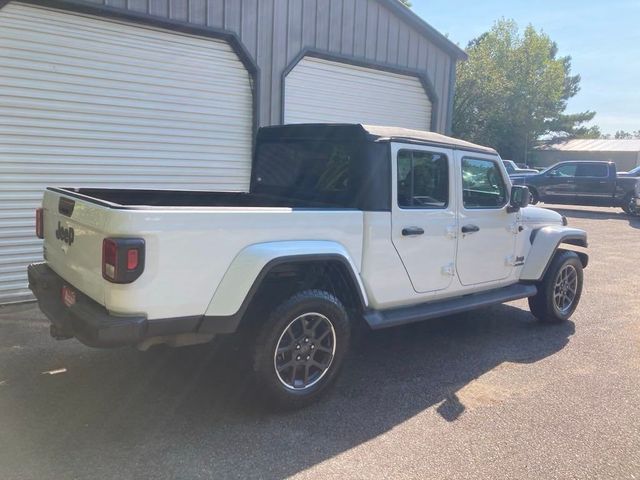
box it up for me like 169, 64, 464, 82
42, 189, 108, 306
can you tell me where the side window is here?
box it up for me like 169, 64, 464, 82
397, 150, 449, 208
550, 164, 577, 177
462, 157, 508, 209
576, 163, 608, 177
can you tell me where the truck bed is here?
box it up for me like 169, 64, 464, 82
52, 187, 355, 209
42, 188, 365, 321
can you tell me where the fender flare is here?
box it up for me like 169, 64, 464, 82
199, 241, 367, 334
520, 226, 588, 282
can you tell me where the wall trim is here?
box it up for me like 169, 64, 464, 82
280, 48, 440, 132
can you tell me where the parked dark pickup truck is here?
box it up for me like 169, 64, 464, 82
511, 161, 640, 215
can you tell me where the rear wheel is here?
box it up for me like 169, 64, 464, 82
252, 289, 350, 409
529, 250, 583, 323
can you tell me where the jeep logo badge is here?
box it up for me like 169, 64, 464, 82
55, 222, 75, 246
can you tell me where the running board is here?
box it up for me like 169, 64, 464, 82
363, 283, 537, 330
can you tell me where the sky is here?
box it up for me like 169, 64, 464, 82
412, 0, 640, 135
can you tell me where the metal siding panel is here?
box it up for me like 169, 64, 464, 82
352, 0, 366, 57
104, 0, 126, 8
438, 53, 449, 132
375, 3, 388, 63
240, 0, 257, 59
287, 0, 302, 63
407, 28, 418, 68
315, 0, 329, 51
0, 3, 253, 303
271, 0, 287, 124
207, 0, 223, 27
148, 0, 170, 17
224, 0, 241, 32
170, 0, 188, 21
328, 0, 342, 52
417, 37, 428, 70
257, 0, 273, 125
284, 56, 431, 130
364, 1, 377, 59
387, 12, 399, 64
340, 0, 355, 56
301, 0, 316, 48
397, 23, 409, 67
128, 0, 148, 13
189, 0, 207, 24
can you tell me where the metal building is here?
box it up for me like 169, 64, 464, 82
533, 139, 640, 172
0, 0, 466, 303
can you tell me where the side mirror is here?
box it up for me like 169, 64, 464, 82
507, 185, 530, 213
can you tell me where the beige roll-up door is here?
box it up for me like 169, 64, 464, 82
0, 3, 253, 303
284, 56, 432, 130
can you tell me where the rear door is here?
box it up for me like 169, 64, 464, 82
574, 163, 613, 205
391, 144, 457, 293
455, 153, 518, 286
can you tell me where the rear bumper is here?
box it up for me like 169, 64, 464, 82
27, 263, 201, 348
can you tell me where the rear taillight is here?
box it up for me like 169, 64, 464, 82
35, 208, 44, 239
102, 238, 145, 283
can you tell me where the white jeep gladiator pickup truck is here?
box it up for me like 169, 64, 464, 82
28, 124, 588, 408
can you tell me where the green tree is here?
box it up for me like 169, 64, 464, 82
452, 20, 595, 163
614, 130, 640, 139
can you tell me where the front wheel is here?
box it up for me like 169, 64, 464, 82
529, 250, 583, 323
252, 290, 351, 409
621, 194, 639, 216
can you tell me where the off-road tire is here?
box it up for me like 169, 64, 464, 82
621, 194, 638, 215
529, 250, 583, 323
252, 289, 350, 409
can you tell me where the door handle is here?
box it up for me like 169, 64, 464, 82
402, 226, 424, 236
461, 224, 480, 234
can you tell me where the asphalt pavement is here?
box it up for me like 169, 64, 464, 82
1, 205, 639, 479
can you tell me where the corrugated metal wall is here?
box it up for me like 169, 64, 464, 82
69, 0, 456, 132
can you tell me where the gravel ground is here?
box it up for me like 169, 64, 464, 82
1, 205, 639, 480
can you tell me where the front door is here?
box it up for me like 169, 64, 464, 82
456, 153, 518, 286
391, 145, 457, 293
541, 162, 578, 203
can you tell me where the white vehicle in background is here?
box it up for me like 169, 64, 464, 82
29, 124, 588, 409
503, 159, 539, 175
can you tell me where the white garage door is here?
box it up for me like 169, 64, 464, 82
284, 56, 432, 130
0, 3, 253, 303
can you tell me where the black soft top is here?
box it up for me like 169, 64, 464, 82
257, 124, 497, 155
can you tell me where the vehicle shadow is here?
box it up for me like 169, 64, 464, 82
547, 205, 640, 228
2, 304, 574, 479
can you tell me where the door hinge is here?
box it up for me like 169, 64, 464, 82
508, 222, 521, 234
506, 255, 525, 266
441, 262, 455, 276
